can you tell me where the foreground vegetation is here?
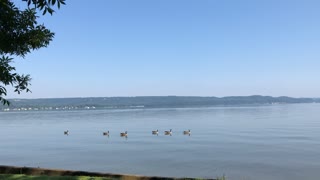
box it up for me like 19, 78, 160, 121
0, 165, 220, 180
0, 174, 225, 180
0, 174, 115, 180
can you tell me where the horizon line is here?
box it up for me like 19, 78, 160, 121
7, 95, 319, 100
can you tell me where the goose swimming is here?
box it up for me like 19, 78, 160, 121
183, 129, 191, 136
103, 131, 110, 136
164, 129, 172, 135
152, 129, 159, 135
64, 130, 69, 135
120, 131, 128, 137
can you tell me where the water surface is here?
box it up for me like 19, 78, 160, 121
1, 104, 320, 180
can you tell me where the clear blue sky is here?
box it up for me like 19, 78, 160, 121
8, 0, 320, 98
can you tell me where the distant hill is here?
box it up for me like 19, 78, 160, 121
1, 95, 319, 111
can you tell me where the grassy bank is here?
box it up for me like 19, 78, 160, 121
0, 174, 113, 180
0, 165, 217, 180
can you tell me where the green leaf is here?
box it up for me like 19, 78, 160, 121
42, 8, 47, 15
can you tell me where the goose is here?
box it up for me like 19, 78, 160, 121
64, 130, 69, 135
164, 129, 172, 135
152, 129, 159, 135
120, 131, 128, 137
183, 129, 191, 135
103, 131, 110, 136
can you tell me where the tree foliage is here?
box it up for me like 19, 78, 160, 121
0, 0, 65, 105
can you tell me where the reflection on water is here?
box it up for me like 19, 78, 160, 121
0, 104, 320, 180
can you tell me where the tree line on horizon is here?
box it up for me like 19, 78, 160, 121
1, 96, 319, 109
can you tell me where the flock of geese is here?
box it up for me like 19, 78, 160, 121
152, 129, 191, 136
64, 129, 191, 137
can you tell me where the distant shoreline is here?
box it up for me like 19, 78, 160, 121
2, 95, 319, 112
0, 165, 215, 180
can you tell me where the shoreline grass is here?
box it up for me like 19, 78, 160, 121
0, 174, 114, 180
0, 165, 217, 180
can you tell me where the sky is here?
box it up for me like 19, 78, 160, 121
7, 0, 320, 98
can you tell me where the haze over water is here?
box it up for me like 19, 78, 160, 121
1, 103, 320, 180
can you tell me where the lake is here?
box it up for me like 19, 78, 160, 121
0, 103, 320, 180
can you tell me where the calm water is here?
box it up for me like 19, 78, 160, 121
1, 104, 320, 180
